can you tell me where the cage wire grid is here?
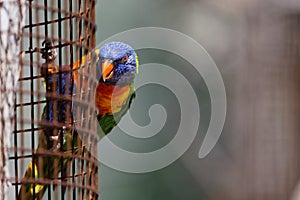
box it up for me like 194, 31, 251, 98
8, 0, 99, 199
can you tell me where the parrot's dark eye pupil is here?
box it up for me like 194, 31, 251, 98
117, 55, 128, 64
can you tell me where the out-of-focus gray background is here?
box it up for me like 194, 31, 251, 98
95, 0, 300, 200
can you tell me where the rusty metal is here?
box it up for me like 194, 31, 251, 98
9, 0, 98, 199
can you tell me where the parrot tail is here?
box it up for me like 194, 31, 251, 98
18, 161, 48, 200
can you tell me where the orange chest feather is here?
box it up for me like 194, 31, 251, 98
95, 82, 131, 115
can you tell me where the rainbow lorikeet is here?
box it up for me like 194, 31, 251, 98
18, 39, 78, 199
96, 42, 138, 135
18, 41, 139, 199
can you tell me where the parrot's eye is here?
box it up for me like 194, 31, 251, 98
118, 55, 128, 64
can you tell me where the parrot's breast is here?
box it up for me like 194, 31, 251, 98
95, 82, 131, 115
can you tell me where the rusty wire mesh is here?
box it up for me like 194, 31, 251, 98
8, 0, 99, 199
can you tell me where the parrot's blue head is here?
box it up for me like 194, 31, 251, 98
97, 42, 138, 86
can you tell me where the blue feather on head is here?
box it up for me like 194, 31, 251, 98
100, 42, 134, 60
97, 42, 138, 86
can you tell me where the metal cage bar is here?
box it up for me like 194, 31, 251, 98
9, 0, 98, 199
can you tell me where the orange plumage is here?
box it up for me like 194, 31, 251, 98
95, 82, 131, 115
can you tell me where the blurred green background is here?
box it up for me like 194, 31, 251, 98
96, 0, 226, 200
95, 1, 235, 200
6, 0, 300, 199
95, 0, 300, 200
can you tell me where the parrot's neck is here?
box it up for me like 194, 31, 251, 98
95, 82, 131, 115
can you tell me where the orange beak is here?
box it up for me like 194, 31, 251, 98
102, 60, 114, 82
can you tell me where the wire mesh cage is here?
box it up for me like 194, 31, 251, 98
8, 0, 99, 199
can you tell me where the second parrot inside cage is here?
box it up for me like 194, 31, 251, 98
9, 0, 99, 199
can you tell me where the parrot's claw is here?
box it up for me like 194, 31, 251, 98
41, 39, 57, 63
50, 135, 59, 141
49, 126, 67, 150
49, 135, 60, 150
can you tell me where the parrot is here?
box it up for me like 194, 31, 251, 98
96, 42, 138, 136
18, 41, 139, 199
18, 39, 78, 199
